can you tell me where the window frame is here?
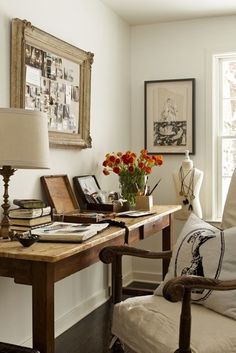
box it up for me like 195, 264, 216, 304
208, 51, 236, 220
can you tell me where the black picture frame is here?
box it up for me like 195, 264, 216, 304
73, 175, 102, 210
144, 78, 195, 155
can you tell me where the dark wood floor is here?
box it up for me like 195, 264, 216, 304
56, 299, 113, 353
55, 282, 157, 353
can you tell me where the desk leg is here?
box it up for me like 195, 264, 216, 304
32, 262, 55, 353
162, 214, 173, 279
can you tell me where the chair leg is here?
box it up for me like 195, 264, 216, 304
177, 289, 192, 353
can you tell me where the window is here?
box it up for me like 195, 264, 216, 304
213, 53, 236, 219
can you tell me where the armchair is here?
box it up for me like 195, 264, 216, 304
100, 243, 236, 353
99, 170, 236, 353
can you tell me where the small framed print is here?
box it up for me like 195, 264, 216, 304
11, 18, 94, 148
73, 175, 101, 210
144, 78, 195, 154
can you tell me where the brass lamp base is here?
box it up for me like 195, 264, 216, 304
0, 166, 15, 238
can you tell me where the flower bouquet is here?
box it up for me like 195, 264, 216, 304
102, 149, 163, 206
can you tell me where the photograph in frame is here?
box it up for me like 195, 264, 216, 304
145, 78, 195, 154
73, 175, 102, 210
11, 18, 94, 148
25, 48, 79, 134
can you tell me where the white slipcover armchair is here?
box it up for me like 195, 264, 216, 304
99, 170, 236, 353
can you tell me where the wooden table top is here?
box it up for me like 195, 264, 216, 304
0, 205, 181, 263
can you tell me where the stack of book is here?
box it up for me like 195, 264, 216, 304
9, 199, 52, 232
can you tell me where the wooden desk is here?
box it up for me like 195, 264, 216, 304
0, 205, 180, 353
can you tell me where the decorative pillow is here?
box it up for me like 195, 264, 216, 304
221, 168, 236, 229
155, 213, 236, 320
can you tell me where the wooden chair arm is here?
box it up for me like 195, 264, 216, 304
162, 276, 236, 353
163, 275, 236, 302
99, 246, 172, 304
99, 245, 172, 264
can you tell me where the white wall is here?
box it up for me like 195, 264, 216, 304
130, 15, 236, 280
0, 0, 131, 345
1, 3, 236, 345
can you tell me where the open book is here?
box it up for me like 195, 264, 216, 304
31, 222, 109, 242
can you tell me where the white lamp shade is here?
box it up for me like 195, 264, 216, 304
0, 108, 50, 169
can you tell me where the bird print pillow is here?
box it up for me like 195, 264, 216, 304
155, 213, 236, 320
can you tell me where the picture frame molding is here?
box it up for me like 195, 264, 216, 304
144, 78, 195, 155
11, 18, 94, 148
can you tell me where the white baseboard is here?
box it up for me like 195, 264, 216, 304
55, 288, 110, 337
122, 271, 134, 286
22, 288, 110, 347
123, 270, 162, 285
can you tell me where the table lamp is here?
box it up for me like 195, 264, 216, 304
0, 108, 50, 238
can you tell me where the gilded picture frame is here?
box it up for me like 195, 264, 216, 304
144, 78, 195, 154
11, 18, 94, 148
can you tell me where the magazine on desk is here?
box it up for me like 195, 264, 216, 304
31, 222, 109, 242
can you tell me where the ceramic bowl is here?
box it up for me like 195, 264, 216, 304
15, 234, 39, 247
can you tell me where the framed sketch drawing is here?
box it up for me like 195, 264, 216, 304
11, 18, 94, 148
144, 78, 195, 154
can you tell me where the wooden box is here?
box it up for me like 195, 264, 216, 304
41, 175, 79, 213
40, 175, 105, 223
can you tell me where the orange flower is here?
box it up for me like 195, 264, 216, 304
102, 149, 163, 177
109, 155, 116, 163
128, 165, 134, 173
103, 168, 110, 175
128, 156, 135, 164
115, 158, 121, 165
154, 155, 163, 165
113, 166, 121, 174
140, 149, 148, 155
145, 166, 152, 174
122, 154, 130, 165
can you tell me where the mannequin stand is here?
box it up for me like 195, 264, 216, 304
173, 151, 203, 220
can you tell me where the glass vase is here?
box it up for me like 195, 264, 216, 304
119, 172, 146, 208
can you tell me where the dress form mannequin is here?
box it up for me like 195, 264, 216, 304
173, 150, 203, 220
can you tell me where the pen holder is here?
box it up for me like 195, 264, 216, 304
135, 195, 153, 211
